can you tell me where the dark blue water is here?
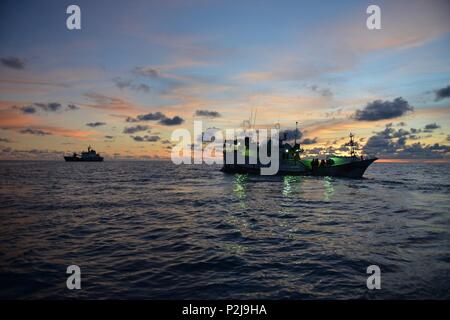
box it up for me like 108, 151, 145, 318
0, 161, 449, 299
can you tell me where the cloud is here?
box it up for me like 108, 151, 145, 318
130, 65, 190, 95
131, 135, 160, 142
20, 128, 52, 136
133, 66, 160, 78
195, 110, 221, 118
126, 112, 184, 126
423, 123, 441, 132
0, 138, 12, 143
305, 84, 333, 98
399, 143, 450, 159
353, 97, 414, 121
127, 112, 166, 122
1, 57, 25, 70
392, 128, 410, 138
113, 77, 151, 93
83, 93, 139, 112
300, 137, 318, 145
281, 128, 302, 141
363, 124, 449, 159
159, 115, 184, 126
123, 125, 150, 134
363, 129, 405, 156
434, 85, 450, 101
18, 106, 36, 114
86, 122, 106, 127
15, 102, 78, 114
104, 135, 114, 140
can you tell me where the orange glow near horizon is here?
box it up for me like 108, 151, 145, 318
376, 158, 450, 164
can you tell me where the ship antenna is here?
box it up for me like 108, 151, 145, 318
295, 121, 298, 145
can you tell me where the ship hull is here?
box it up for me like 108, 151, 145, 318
64, 156, 103, 162
221, 158, 377, 178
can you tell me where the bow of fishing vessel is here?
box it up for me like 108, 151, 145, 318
221, 128, 377, 178
64, 145, 104, 162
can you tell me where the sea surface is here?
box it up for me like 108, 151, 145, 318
0, 160, 449, 299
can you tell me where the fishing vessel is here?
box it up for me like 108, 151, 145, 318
64, 146, 104, 162
221, 122, 377, 178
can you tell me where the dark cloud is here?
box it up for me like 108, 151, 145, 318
123, 125, 150, 134
131, 135, 160, 142
281, 129, 302, 141
127, 112, 166, 122
104, 135, 114, 140
1, 56, 25, 70
363, 125, 405, 156
195, 110, 222, 118
19, 106, 37, 114
125, 117, 138, 123
0, 138, 12, 143
140, 112, 165, 121
305, 84, 333, 97
67, 104, 79, 110
86, 122, 106, 127
353, 97, 414, 121
424, 123, 440, 131
20, 128, 52, 136
434, 85, 450, 101
392, 128, 410, 138
133, 66, 160, 78
15, 102, 77, 114
34, 102, 62, 112
134, 83, 151, 93
114, 78, 132, 89
300, 137, 318, 145
159, 116, 184, 126
126, 111, 184, 126
113, 77, 150, 93
363, 124, 449, 159
399, 143, 450, 158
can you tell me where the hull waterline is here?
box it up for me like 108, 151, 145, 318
221, 158, 377, 178
64, 156, 103, 162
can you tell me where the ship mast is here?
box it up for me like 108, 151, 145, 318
349, 132, 356, 157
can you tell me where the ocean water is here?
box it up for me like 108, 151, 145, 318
0, 160, 449, 299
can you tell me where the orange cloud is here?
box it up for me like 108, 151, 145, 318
0, 100, 35, 128
39, 126, 97, 139
81, 93, 143, 113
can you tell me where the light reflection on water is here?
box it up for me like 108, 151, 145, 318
0, 161, 449, 299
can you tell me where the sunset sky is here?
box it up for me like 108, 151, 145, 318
0, 0, 449, 160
